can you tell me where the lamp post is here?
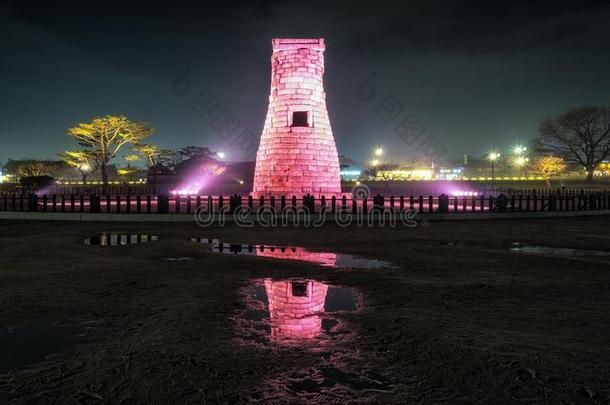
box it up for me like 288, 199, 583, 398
488, 151, 500, 190
514, 156, 529, 178
512, 145, 528, 178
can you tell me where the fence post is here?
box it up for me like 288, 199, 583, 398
137, 196, 142, 213
60, 195, 65, 212
399, 195, 405, 212
341, 195, 347, 212
116, 195, 121, 214
147, 195, 152, 213
270, 196, 276, 211
158, 195, 169, 214
331, 196, 336, 214
462, 196, 467, 212
19, 194, 24, 211
438, 194, 449, 213
218, 195, 224, 214
175, 196, 181, 214
510, 195, 515, 212
248, 195, 254, 210
28, 194, 38, 212
281, 195, 286, 211
90, 195, 101, 213
589, 193, 597, 211
52, 195, 57, 212
418, 196, 424, 213
69, 194, 75, 212
548, 194, 557, 211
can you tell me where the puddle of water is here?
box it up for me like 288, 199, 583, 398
190, 238, 394, 269
85, 233, 158, 246
0, 320, 86, 374
511, 242, 610, 257
237, 280, 391, 402
237, 279, 359, 344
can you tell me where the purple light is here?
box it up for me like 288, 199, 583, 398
451, 190, 479, 197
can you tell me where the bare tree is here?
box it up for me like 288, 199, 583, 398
536, 106, 610, 181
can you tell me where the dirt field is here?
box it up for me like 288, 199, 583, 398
1, 217, 609, 404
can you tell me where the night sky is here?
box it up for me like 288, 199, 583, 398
2, 0, 610, 166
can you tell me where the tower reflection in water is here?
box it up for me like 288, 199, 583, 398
239, 276, 358, 343
265, 279, 328, 340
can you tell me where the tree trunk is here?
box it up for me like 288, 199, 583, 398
101, 165, 108, 186
82, 173, 88, 185
586, 168, 594, 182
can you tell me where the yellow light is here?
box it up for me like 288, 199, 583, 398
238, 180, 244, 185
374, 147, 383, 157
370, 159, 380, 167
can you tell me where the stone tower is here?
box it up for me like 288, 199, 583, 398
252, 38, 342, 198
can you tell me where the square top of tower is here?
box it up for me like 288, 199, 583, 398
272, 38, 325, 51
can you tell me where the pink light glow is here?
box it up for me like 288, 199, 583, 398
451, 190, 479, 197
170, 181, 203, 196
252, 38, 341, 198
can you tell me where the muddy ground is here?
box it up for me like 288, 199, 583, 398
0, 217, 609, 404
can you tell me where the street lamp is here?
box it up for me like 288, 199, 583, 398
513, 145, 527, 155
514, 156, 529, 178
217, 151, 226, 160
488, 151, 500, 187
374, 147, 384, 157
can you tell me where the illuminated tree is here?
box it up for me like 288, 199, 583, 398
67, 115, 154, 185
133, 144, 166, 167
534, 156, 567, 188
16, 160, 58, 177
374, 163, 402, 181
536, 106, 610, 181
59, 151, 97, 184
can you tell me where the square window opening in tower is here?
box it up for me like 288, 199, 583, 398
291, 111, 309, 127
291, 282, 309, 297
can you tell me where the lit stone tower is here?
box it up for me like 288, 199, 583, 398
253, 38, 342, 197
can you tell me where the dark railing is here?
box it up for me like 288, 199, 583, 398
1, 192, 609, 215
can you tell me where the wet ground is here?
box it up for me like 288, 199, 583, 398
1, 217, 609, 404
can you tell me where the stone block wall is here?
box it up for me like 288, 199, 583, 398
253, 38, 342, 197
